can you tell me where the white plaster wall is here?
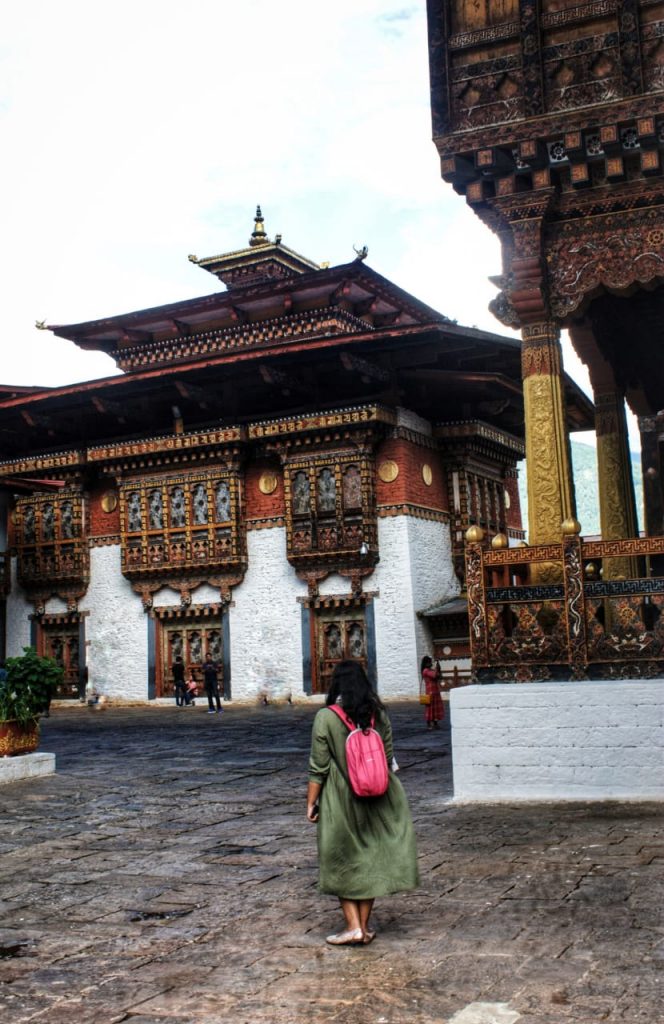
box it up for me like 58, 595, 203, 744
5, 558, 32, 656
82, 545, 148, 700
373, 516, 458, 698
451, 681, 664, 801
406, 515, 459, 669
318, 573, 352, 596
230, 527, 307, 700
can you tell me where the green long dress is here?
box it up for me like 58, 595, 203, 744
308, 705, 420, 899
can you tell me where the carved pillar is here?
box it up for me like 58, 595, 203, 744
595, 390, 639, 578
639, 414, 664, 578
639, 415, 664, 536
521, 322, 576, 552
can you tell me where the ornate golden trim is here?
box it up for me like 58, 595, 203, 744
88, 535, 120, 548
249, 404, 395, 439
377, 504, 449, 523
88, 426, 244, 464
246, 516, 286, 531
0, 451, 84, 477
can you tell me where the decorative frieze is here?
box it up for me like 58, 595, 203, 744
88, 427, 245, 468
377, 504, 449, 523
249, 404, 395, 439
116, 308, 370, 371
0, 451, 84, 477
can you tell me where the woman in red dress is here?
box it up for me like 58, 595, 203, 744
421, 656, 444, 730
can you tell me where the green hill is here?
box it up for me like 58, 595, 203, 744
517, 441, 643, 537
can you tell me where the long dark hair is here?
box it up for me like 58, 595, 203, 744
326, 661, 384, 729
420, 655, 433, 675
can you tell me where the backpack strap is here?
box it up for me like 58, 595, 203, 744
328, 705, 374, 731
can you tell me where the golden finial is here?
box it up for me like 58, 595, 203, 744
491, 532, 509, 549
561, 517, 582, 535
187, 254, 199, 264
250, 205, 269, 247
465, 525, 485, 543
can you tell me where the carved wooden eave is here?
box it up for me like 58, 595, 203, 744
435, 419, 526, 463
427, 0, 664, 328
46, 260, 450, 370
86, 426, 247, 476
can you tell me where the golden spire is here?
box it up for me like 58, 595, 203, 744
249, 204, 269, 247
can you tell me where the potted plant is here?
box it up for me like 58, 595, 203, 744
0, 647, 63, 756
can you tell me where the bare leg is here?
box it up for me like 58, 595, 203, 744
358, 899, 375, 942
339, 898, 361, 931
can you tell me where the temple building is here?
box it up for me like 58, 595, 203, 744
0, 210, 592, 703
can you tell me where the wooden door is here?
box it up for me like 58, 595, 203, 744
158, 620, 223, 697
314, 607, 367, 694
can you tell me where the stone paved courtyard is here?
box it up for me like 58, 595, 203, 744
0, 701, 662, 1024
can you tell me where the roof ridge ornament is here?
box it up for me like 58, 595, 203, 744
353, 244, 368, 261
249, 205, 270, 247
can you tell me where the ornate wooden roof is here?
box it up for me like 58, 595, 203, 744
0, 211, 593, 463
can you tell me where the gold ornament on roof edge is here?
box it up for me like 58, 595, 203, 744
258, 471, 279, 495
378, 459, 399, 483
101, 491, 118, 513
491, 532, 509, 549
422, 463, 433, 486
465, 525, 484, 543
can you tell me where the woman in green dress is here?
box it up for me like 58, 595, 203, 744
307, 661, 419, 946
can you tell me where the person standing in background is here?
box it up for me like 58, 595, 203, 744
202, 653, 223, 714
172, 655, 186, 707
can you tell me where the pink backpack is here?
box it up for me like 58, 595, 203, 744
329, 705, 389, 798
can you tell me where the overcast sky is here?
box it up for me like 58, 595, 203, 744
3, 0, 632, 448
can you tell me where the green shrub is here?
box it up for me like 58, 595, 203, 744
0, 647, 64, 726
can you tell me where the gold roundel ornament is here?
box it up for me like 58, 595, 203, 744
101, 490, 118, 513
378, 459, 399, 483
422, 463, 433, 486
258, 471, 279, 495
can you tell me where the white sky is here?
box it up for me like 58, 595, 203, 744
1, 0, 639, 448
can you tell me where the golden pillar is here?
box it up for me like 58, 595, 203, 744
521, 322, 576, 552
594, 389, 638, 578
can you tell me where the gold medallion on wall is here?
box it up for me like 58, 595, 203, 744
378, 459, 399, 483
101, 491, 118, 513
422, 464, 433, 486
258, 471, 279, 495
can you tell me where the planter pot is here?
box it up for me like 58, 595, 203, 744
0, 720, 40, 757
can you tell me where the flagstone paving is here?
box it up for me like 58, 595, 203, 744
0, 702, 662, 1023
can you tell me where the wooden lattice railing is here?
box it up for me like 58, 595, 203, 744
465, 533, 664, 682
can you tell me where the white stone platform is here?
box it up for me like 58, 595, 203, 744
0, 751, 56, 785
450, 680, 664, 802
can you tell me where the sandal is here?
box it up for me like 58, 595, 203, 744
362, 930, 376, 944
326, 928, 364, 946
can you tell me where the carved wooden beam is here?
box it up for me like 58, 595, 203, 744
353, 295, 378, 316
259, 364, 305, 393
339, 351, 390, 383
173, 380, 210, 409
20, 409, 54, 432
123, 328, 153, 344
91, 396, 127, 423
